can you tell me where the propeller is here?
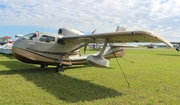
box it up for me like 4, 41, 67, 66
84, 29, 96, 54
91, 29, 96, 34
84, 45, 87, 54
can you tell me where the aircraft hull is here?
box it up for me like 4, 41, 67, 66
12, 47, 125, 66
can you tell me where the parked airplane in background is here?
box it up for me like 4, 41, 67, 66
0, 36, 13, 54
171, 42, 180, 51
0, 36, 12, 45
0, 34, 24, 54
12, 26, 173, 72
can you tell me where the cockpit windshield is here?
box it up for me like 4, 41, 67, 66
21, 33, 36, 40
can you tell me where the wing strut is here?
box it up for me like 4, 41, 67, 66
99, 39, 108, 56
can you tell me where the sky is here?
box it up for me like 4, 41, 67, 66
0, 0, 180, 41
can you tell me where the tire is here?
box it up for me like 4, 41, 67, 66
55, 65, 64, 72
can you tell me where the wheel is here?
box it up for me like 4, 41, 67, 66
40, 64, 48, 68
55, 65, 64, 72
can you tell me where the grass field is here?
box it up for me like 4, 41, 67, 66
1, 48, 180, 105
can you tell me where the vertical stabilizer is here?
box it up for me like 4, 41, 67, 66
116, 26, 126, 32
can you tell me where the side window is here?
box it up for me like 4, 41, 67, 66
39, 35, 55, 43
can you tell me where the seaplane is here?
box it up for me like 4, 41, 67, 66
0, 36, 13, 54
12, 26, 173, 72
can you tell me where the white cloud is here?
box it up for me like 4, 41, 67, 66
0, 0, 180, 41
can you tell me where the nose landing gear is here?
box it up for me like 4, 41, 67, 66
55, 55, 64, 72
55, 65, 64, 72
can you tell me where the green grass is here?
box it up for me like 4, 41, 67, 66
1, 48, 180, 104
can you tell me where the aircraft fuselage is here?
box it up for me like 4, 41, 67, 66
12, 28, 126, 68
12, 32, 84, 65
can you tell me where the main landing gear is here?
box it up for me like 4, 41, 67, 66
40, 64, 48, 68
40, 64, 64, 72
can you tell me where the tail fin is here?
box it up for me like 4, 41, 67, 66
103, 26, 127, 59
115, 26, 126, 32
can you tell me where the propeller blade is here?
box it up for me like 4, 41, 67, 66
84, 45, 87, 54
91, 29, 96, 34
84, 29, 97, 54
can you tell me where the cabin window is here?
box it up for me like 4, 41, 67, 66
39, 35, 55, 43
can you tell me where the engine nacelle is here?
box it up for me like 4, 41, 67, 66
86, 55, 109, 68
58, 28, 84, 36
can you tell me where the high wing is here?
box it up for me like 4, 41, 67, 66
62, 30, 173, 48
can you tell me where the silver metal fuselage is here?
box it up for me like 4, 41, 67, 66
12, 28, 126, 67
12, 32, 83, 65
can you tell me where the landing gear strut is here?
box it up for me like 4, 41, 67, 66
55, 55, 64, 72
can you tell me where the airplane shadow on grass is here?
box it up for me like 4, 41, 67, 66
0, 53, 14, 59
0, 61, 122, 103
157, 54, 180, 57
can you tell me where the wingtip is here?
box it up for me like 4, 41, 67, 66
162, 40, 174, 48
160, 39, 173, 48
168, 43, 174, 48
150, 32, 174, 48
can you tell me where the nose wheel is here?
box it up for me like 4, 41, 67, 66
55, 65, 64, 72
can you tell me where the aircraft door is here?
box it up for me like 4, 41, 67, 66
26, 33, 39, 50
34, 35, 56, 51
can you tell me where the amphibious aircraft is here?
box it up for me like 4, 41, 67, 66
0, 36, 13, 54
12, 27, 173, 72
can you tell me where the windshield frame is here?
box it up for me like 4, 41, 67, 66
21, 33, 36, 40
